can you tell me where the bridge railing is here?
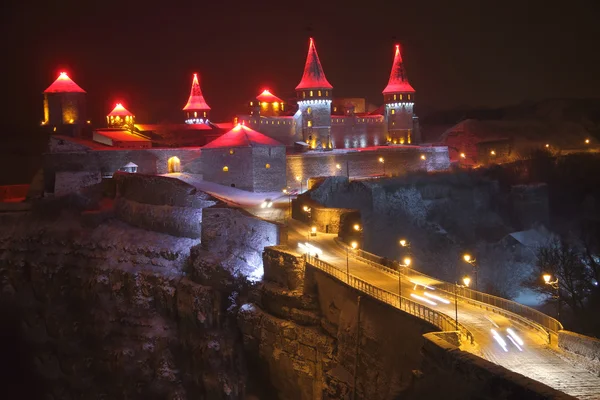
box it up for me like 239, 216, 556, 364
305, 255, 475, 345
335, 239, 563, 338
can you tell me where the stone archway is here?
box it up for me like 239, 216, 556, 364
167, 156, 181, 173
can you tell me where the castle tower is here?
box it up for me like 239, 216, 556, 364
183, 73, 211, 124
295, 38, 333, 150
106, 103, 135, 128
43, 72, 87, 137
383, 44, 416, 144
251, 89, 285, 117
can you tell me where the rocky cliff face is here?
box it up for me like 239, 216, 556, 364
0, 211, 256, 399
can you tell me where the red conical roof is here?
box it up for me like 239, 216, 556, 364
295, 38, 333, 91
256, 89, 283, 103
202, 124, 284, 149
183, 73, 211, 111
44, 72, 86, 93
382, 44, 415, 94
108, 103, 133, 117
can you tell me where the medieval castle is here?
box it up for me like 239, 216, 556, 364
39, 39, 449, 194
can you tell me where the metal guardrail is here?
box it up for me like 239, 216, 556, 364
335, 239, 563, 340
305, 255, 475, 345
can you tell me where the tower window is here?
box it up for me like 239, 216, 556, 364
250, 101, 253, 106
400, 94, 403, 100
394, 94, 397, 100
194, 111, 197, 118
408, 94, 411, 100
391, 109, 396, 115
265, 163, 271, 169
223, 166, 229, 172
318, 90, 322, 96
309, 91, 313, 97
307, 107, 312, 114
325, 91, 329, 96
303, 92, 306, 98
334, 106, 337, 112
203, 112, 207, 117
307, 121, 312, 127
229, 149, 234, 155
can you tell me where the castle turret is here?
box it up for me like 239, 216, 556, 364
42, 72, 87, 137
295, 38, 333, 150
107, 103, 135, 128
183, 73, 211, 124
249, 89, 285, 117
383, 44, 416, 144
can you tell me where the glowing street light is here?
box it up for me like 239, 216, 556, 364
399, 239, 408, 247
351, 241, 358, 249
403, 257, 411, 267
463, 254, 478, 290
353, 224, 361, 231
545, 144, 550, 148
463, 276, 471, 287
420, 154, 426, 160
336, 163, 341, 170
378, 156, 386, 176
585, 139, 590, 144
460, 153, 466, 159
543, 273, 560, 319
490, 150, 496, 156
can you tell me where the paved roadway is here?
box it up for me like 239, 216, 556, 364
174, 177, 600, 399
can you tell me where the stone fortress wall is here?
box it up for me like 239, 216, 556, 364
286, 145, 450, 191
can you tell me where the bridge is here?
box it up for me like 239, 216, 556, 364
285, 219, 600, 399
173, 175, 600, 399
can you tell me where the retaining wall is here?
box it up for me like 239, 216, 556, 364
559, 330, 600, 363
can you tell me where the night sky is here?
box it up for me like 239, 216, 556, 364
2, 0, 600, 128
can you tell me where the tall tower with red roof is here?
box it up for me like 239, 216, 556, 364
295, 38, 333, 150
183, 73, 211, 124
383, 44, 417, 144
42, 72, 87, 137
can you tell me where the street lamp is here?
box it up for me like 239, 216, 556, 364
399, 239, 407, 247
462, 276, 471, 287
353, 224, 361, 231
347, 241, 358, 280
378, 157, 385, 176
543, 274, 560, 319
398, 257, 411, 307
463, 254, 478, 290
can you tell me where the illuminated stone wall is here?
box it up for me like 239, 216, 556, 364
200, 147, 254, 191
285, 146, 450, 191
331, 119, 386, 148
385, 103, 415, 144
298, 101, 332, 149
251, 146, 287, 192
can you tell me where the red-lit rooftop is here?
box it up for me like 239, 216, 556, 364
183, 73, 211, 111
256, 89, 283, 103
108, 103, 133, 117
202, 124, 284, 149
295, 38, 333, 90
382, 44, 415, 94
44, 72, 86, 93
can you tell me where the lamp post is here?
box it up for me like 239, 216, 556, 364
453, 277, 470, 331
463, 254, 478, 291
347, 241, 358, 281
378, 157, 385, 176
398, 257, 411, 308
296, 175, 303, 193
543, 274, 560, 319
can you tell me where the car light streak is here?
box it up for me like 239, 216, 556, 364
506, 328, 524, 346
304, 242, 323, 255
484, 315, 499, 328
506, 334, 523, 351
410, 280, 435, 291
423, 291, 450, 304
410, 293, 437, 306
491, 329, 508, 352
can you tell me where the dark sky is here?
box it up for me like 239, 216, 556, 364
2, 0, 600, 127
